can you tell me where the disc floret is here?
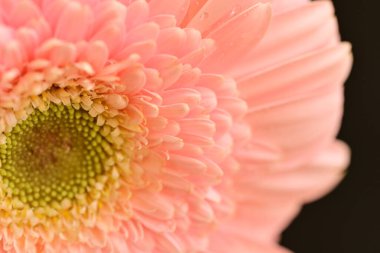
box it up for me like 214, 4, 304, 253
0, 103, 115, 208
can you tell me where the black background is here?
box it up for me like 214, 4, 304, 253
281, 1, 380, 253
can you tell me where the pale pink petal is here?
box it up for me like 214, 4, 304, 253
181, 0, 208, 27
132, 191, 175, 220
235, 141, 349, 214
155, 233, 185, 253
239, 44, 352, 168
6, 0, 41, 28
245, 89, 344, 169
106, 233, 130, 253
185, 0, 270, 33
78, 40, 109, 72
271, 0, 308, 14
156, 28, 187, 55
124, 23, 160, 45
215, 141, 348, 251
200, 3, 271, 73
124, 0, 149, 30
146, 55, 183, 89
35, 39, 77, 66
1, 41, 26, 69
231, 1, 339, 77
149, 0, 190, 24
238, 43, 352, 109
115, 40, 156, 63
149, 15, 177, 29
40, 0, 69, 30
54, 1, 93, 42
90, 1, 127, 55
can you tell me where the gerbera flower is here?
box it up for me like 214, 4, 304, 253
0, 0, 352, 252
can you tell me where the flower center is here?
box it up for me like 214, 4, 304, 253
0, 103, 113, 207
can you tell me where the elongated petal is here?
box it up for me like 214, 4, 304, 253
230, 1, 339, 77
200, 3, 271, 72
238, 43, 352, 109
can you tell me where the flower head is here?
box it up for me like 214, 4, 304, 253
0, 0, 352, 252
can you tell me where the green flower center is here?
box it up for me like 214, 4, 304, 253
0, 103, 113, 207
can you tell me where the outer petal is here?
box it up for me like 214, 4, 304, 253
184, 0, 270, 32
230, 1, 339, 77
271, 0, 308, 14
238, 43, 351, 169
199, 3, 271, 73
237, 44, 352, 109
244, 141, 349, 203
211, 141, 349, 252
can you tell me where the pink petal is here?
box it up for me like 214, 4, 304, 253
146, 55, 183, 89
134, 213, 175, 233
240, 44, 352, 168
148, 15, 177, 29
166, 154, 207, 176
35, 39, 77, 66
40, 0, 69, 30
14, 28, 40, 59
54, 1, 93, 42
179, 118, 215, 137
149, 0, 190, 24
245, 89, 344, 169
125, 0, 149, 30
159, 103, 190, 119
238, 141, 349, 203
238, 43, 352, 109
186, 0, 269, 33
156, 27, 187, 55
160, 172, 192, 192
200, 3, 271, 73
1, 41, 26, 69
231, 1, 338, 77
216, 141, 348, 252
162, 88, 201, 107
189, 200, 215, 223
271, 0, 308, 14
217, 96, 248, 120
7, 0, 41, 28
179, 28, 202, 56
181, 0, 208, 27
115, 40, 157, 63
215, 201, 300, 245
90, 1, 127, 55
119, 66, 148, 94
107, 233, 130, 253
78, 40, 109, 72
125, 23, 160, 45
180, 38, 214, 66
156, 233, 185, 253
132, 192, 175, 220
91, 24, 125, 57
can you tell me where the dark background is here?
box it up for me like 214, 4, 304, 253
281, 1, 380, 253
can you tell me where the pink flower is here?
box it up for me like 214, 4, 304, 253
0, 0, 352, 252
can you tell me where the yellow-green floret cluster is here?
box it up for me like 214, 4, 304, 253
0, 103, 113, 207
